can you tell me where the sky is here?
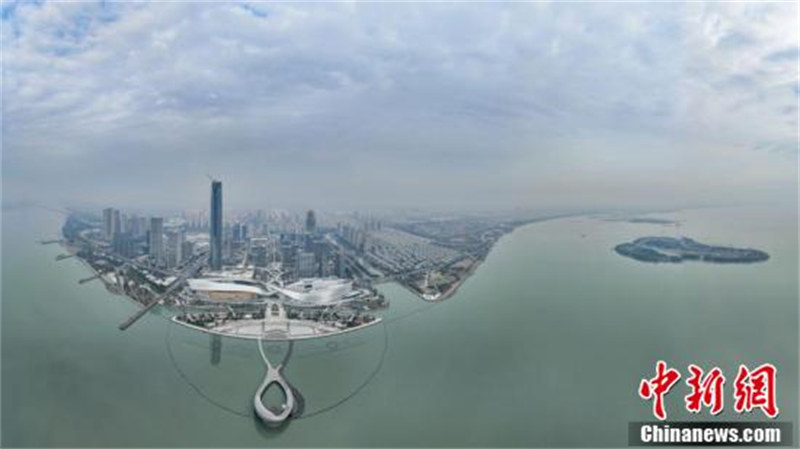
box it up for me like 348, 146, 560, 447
1, 1, 798, 213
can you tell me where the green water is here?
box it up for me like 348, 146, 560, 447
2, 205, 797, 447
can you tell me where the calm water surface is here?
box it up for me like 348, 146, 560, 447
2, 205, 797, 446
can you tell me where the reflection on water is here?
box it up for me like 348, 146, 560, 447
210, 334, 222, 366
166, 316, 389, 426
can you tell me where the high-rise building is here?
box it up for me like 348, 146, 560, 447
334, 249, 351, 279
312, 239, 328, 276
113, 232, 137, 258
209, 180, 223, 271
181, 240, 194, 262
167, 228, 185, 268
140, 217, 149, 236
112, 209, 122, 237
149, 217, 164, 265
103, 208, 114, 240
223, 233, 233, 261
297, 250, 316, 278
232, 222, 242, 243
305, 210, 316, 234
127, 214, 140, 237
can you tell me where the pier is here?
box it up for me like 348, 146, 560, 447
39, 239, 63, 245
79, 274, 102, 284
55, 254, 74, 261
118, 300, 160, 331
117, 255, 206, 331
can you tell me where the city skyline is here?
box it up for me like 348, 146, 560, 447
2, 2, 797, 213
61, 176, 530, 304
1, 2, 797, 446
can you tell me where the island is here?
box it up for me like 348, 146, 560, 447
603, 216, 679, 226
614, 236, 769, 264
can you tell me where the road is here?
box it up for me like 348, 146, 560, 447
117, 252, 207, 331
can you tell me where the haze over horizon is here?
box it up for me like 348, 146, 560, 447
2, 2, 798, 213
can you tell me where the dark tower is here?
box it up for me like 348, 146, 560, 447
305, 210, 316, 234
209, 180, 223, 270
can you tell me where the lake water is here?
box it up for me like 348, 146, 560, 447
2, 204, 797, 446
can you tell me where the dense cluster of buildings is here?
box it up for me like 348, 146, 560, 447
69, 176, 512, 307
92, 181, 366, 286
99, 207, 192, 270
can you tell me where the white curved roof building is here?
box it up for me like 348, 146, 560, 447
187, 278, 270, 300
187, 276, 365, 305
274, 278, 361, 306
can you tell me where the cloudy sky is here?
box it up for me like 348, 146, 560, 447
2, 1, 797, 212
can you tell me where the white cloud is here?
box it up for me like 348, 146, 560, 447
2, 1, 797, 210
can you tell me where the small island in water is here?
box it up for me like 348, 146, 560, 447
614, 236, 769, 264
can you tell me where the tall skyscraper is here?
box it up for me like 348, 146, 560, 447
112, 209, 121, 237
128, 214, 140, 237
103, 208, 114, 239
149, 217, 164, 265
167, 228, 185, 268
209, 180, 223, 271
138, 216, 149, 237
305, 210, 316, 234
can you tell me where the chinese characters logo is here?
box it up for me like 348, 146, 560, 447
638, 361, 779, 420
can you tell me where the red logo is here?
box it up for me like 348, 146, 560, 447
639, 360, 681, 420
733, 363, 779, 418
685, 364, 726, 415
638, 362, 779, 420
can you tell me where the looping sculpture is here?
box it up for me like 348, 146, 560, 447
254, 332, 297, 425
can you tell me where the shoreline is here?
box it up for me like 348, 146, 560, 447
423, 256, 483, 303
408, 214, 580, 303
61, 241, 151, 311
170, 315, 383, 341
